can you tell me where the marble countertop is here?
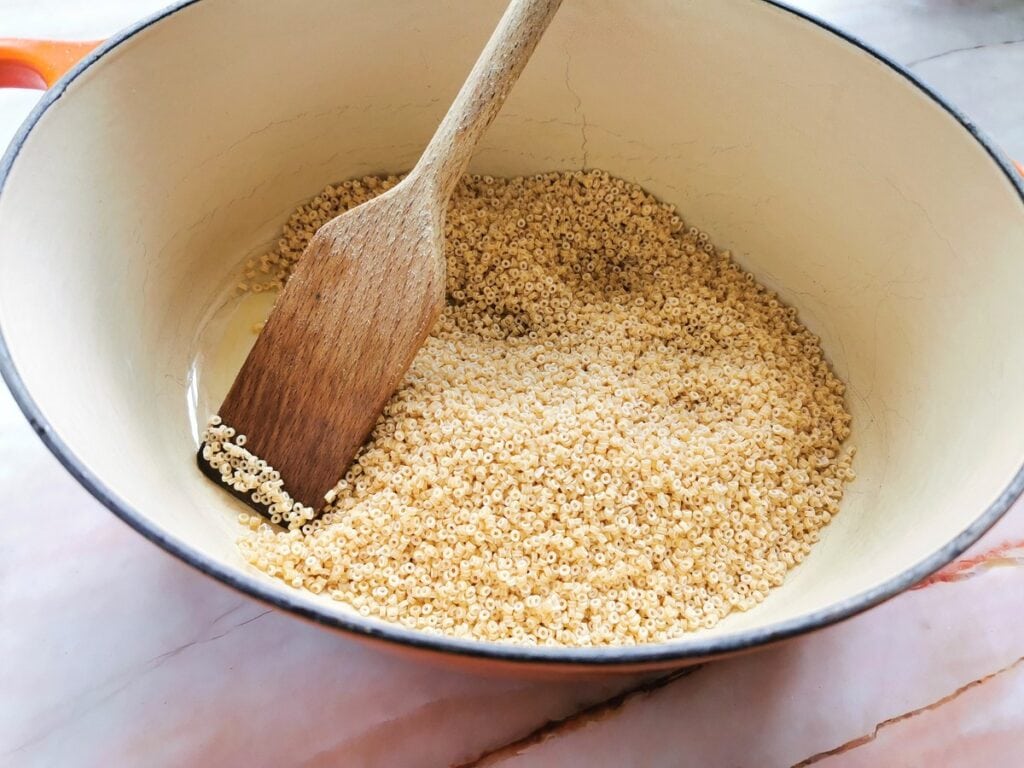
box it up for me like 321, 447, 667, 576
2, 1, 1023, 765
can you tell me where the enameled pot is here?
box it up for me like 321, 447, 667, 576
1, 0, 1023, 674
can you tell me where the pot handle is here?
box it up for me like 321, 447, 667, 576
0, 38, 102, 90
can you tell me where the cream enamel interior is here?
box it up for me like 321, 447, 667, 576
1, 0, 1023, 659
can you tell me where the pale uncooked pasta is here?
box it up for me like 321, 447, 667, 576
202, 169, 854, 647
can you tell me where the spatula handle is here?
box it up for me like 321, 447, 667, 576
415, 0, 563, 201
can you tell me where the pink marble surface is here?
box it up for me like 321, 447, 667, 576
3, 1, 1024, 766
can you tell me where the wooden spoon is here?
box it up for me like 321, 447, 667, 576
200, 0, 564, 512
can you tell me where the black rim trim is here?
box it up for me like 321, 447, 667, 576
1, 0, 1022, 666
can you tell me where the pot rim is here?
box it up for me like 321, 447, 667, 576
2, 0, 1022, 667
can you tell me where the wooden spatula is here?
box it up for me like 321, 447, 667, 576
199, 0, 564, 513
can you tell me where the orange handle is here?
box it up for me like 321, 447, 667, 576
0, 38, 102, 89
